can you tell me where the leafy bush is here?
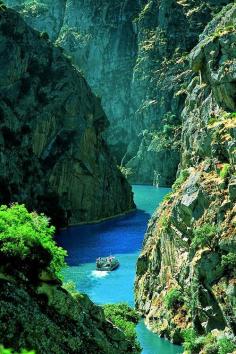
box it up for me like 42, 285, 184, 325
103, 303, 140, 351
218, 337, 236, 354
172, 169, 190, 191
219, 163, 230, 180
182, 328, 202, 352
164, 288, 183, 309
117, 166, 133, 179
0, 204, 67, 278
62, 281, 78, 296
0, 346, 34, 353
163, 124, 174, 137
204, 342, 219, 354
182, 331, 236, 354
221, 252, 236, 273
191, 224, 218, 252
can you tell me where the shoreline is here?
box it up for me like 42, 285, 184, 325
60, 207, 137, 230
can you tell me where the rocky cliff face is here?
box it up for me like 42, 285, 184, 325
135, 2, 236, 348
0, 278, 137, 354
0, 6, 134, 226
6, 0, 232, 186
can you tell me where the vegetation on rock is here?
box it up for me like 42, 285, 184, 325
191, 224, 219, 253
103, 303, 141, 352
164, 288, 184, 310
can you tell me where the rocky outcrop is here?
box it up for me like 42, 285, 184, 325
0, 279, 138, 354
5, 0, 233, 185
0, 6, 134, 227
135, 2, 236, 347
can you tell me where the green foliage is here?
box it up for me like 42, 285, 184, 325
62, 281, 78, 296
191, 224, 218, 252
182, 330, 236, 354
21, 1, 48, 17
0, 204, 67, 277
219, 163, 230, 180
218, 338, 236, 354
212, 25, 236, 39
221, 252, 236, 272
172, 169, 190, 191
182, 328, 202, 352
203, 342, 219, 354
163, 124, 174, 137
164, 288, 183, 310
117, 166, 133, 179
163, 192, 173, 203
103, 303, 140, 351
159, 213, 170, 231
0, 346, 35, 354
163, 112, 177, 125
208, 111, 236, 125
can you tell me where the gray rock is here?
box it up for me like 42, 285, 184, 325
0, 7, 134, 226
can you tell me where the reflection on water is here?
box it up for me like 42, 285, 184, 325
57, 185, 183, 354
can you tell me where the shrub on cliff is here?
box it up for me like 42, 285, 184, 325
218, 338, 236, 354
103, 303, 141, 351
164, 288, 183, 309
191, 224, 219, 252
221, 252, 236, 273
172, 169, 190, 191
219, 163, 231, 180
0, 204, 67, 279
182, 329, 236, 354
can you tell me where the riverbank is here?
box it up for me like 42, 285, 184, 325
63, 208, 137, 229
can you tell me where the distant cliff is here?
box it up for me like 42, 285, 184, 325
135, 3, 236, 351
0, 6, 134, 226
6, 0, 232, 186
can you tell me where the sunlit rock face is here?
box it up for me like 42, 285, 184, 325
0, 7, 134, 226
6, 0, 232, 186
135, 2, 236, 344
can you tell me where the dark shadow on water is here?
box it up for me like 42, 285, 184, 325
56, 209, 150, 266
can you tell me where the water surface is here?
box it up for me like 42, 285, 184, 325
57, 185, 183, 354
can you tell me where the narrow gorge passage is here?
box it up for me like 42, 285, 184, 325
0, 1, 235, 353
57, 185, 183, 354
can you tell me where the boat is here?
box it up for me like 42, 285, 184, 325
96, 256, 119, 271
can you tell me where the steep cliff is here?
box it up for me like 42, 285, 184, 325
5, 0, 233, 186
0, 6, 134, 226
135, 3, 236, 350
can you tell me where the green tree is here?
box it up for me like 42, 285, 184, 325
0, 204, 67, 278
191, 224, 218, 252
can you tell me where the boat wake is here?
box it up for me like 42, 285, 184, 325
91, 270, 109, 278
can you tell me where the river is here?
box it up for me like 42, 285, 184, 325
57, 185, 183, 354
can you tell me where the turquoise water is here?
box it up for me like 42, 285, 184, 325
57, 185, 183, 354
